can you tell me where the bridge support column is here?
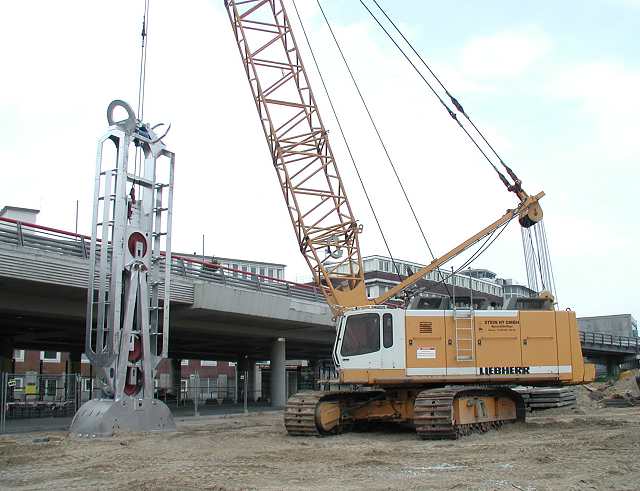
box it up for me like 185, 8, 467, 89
239, 357, 257, 402
170, 358, 182, 404
606, 357, 620, 378
253, 362, 262, 402
0, 337, 13, 374
308, 359, 319, 391
270, 337, 286, 408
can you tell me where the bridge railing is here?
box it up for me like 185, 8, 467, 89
580, 330, 640, 351
0, 217, 326, 303
165, 254, 325, 302
0, 217, 91, 259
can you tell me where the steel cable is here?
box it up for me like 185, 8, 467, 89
133, 0, 150, 199
362, 0, 560, 302
290, 0, 403, 281
358, 0, 513, 188
413, 215, 514, 299
315, 0, 453, 294
367, 0, 517, 177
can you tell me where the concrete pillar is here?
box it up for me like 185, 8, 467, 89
270, 337, 286, 408
0, 338, 13, 374
606, 357, 619, 379
170, 358, 182, 404
232, 360, 238, 404
253, 362, 262, 402
308, 359, 319, 391
238, 357, 257, 402
248, 359, 257, 402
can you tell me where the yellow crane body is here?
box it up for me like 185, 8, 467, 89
285, 306, 594, 439
335, 308, 593, 387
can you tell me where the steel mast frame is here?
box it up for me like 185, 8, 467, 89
71, 100, 176, 437
225, 0, 368, 311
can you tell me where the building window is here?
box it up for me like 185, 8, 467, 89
41, 351, 60, 363
11, 376, 24, 390
268, 268, 274, 281
232, 264, 238, 277
13, 350, 25, 362
82, 378, 92, 392
201, 360, 217, 367
181, 359, 189, 366
45, 379, 57, 397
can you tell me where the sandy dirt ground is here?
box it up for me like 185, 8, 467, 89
1, 392, 639, 491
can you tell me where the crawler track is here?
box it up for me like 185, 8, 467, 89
284, 391, 326, 436
414, 386, 526, 440
284, 390, 385, 436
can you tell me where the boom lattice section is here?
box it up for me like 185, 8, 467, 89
225, 0, 368, 310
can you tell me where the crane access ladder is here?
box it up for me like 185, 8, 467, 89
453, 308, 476, 362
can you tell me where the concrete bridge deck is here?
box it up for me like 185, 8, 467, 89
0, 218, 333, 361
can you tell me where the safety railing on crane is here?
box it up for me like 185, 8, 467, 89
0, 217, 326, 303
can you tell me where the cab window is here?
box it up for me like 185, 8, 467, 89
383, 313, 393, 348
340, 313, 380, 356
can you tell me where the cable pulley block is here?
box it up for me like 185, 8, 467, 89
519, 200, 543, 228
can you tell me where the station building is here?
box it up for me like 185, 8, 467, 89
356, 256, 504, 306
172, 252, 286, 283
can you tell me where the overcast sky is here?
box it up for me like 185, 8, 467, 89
1, 0, 638, 320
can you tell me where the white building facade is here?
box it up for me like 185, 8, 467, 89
357, 255, 503, 301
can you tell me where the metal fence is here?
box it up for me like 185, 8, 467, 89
580, 331, 640, 351
0, 373, 81, 433
0, 217, 325, 303
177, 376, 241, 405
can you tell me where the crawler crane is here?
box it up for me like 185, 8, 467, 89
225, 0, 594, 439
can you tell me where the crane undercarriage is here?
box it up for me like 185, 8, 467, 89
285, 386, 525, 440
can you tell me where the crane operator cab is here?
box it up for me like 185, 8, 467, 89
333, 302, 594, 386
